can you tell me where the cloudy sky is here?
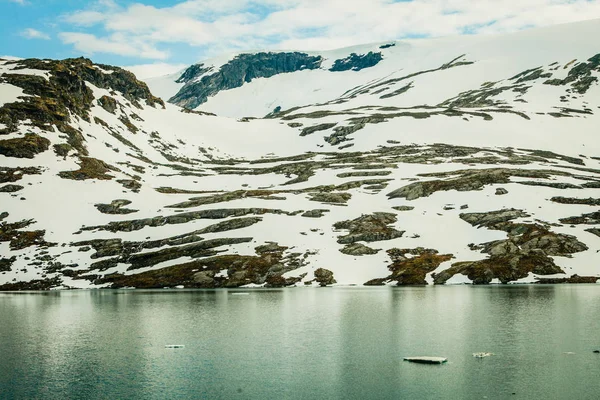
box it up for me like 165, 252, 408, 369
2, 0, 600, 77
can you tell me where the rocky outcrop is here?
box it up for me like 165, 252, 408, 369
432, 209, 588, 284
544, 53, 600, 94
313, 268, 336, 286
0, 134, 50, 158
329, 52, 383, 72
0, 256, 16, 272
334, 212, 404, 244
365, 248, 453, 285
94, 200, 138, 215
308, 192, 351, 204
169, 52, 323, 109
95, 242, 307, 289
340, 243, 380, 256
551, 197, 600, 205
560, 211, 600, 225
59, 157, 118, 180
0, 219, 50, 250
536, 275, 599, 284
301, 209, 329, 218
387, 168, 572, 200
97, 95, 118, 114
0, 184, 23, 193
175, 63, 212, 84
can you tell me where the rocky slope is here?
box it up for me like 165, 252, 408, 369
2, 19, 600, 290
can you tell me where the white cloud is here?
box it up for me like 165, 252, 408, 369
58, 0, 600, 61
8, 0, 26, 4
124, 62, 187, 79
59, 32, 169, 59
20, 28, 51, 40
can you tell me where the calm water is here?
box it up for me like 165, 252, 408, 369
2, 286, 600, 399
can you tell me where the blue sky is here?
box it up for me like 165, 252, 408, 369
2, 0, 600, 77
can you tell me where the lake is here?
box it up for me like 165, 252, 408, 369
2, 286, 600, 399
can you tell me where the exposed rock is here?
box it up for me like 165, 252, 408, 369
392, 206, 414, 212
387, 168, 570, 200
370, 248, 453, 285
170, 52, 323, 109
334, 212, 404, 244
59, 157, 118, 180
551, 197, 600, 206
0, 276, 63, 291
544, 53, 600, 94
308, 192, 351, 204
301, 209, 329, 218
313, 268, 336, 286
300, 123, 337, 136
0, 167, 41, 184
329, 52, 383, 72
0, 134, 50, 158
175, 63, 212, 84
166, 189, 284, 209
340, 243, 380, 256
117, 179, 142, 192
337, 170, 391, 178
459, 208, 528, 228
97, 242, 307, 289
433, 209, 589, 284
536, 274, 599, 284
586, 228, 600, 238
80, 208, 297, 233
97, 95, 118, 114
0, 184, 24, 193
433, 250, 563, 284
94, 199, 138, 215
0, 256, 16, 272
495, 188, 509, 195
560, 211, 600, 225
0, 219, 51, 250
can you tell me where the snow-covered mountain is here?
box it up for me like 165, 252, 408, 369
2, 19, 600, 290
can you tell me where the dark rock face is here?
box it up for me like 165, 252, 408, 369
0, 134, 50, 158
94, 200, 138, 215
432, 209, 588, 284
175, 63, 212, 84
59, 157, 118, 180
537, 274, 599, 284
0, 184, 24, 193
560, 211, 600, 225
94, 242, 307, 289
313, 268, 336, 286
97, 95, 118, 114
0, 219, 50, 250
169, 52, 323, 109
551, 197, 600, 206
387, 168, 572, 201
340, 243, 380, 256
495, 188, 508, 195
329, 52, 383, 72
544, 53, 600, 94
0, 256, 16, 272
334, 212, 404, 244
301, 209, 329, 218
365, 248, 453, 286
0, 57, 163, 156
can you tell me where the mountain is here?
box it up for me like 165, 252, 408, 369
1, 19, 600, 290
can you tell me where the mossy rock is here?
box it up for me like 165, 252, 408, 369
0, 133, 50, 158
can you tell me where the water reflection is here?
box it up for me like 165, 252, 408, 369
2, 286, 600, 399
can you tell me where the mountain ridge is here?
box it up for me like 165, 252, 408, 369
1, 19, 600, 290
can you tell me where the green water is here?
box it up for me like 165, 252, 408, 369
2, 286, 600, 399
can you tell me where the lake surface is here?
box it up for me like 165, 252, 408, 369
2, 286, 600, 399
